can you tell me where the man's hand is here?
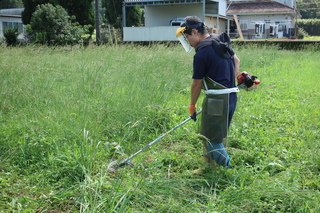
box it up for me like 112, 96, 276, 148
189, 103, 197, 121
190, 79, 202, 121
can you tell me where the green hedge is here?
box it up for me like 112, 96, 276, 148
296, 19, 320, 36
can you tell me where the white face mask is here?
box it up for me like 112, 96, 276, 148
177, 34, 194, 53
176, 26, 194, 53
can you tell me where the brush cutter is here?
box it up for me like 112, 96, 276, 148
107, 110, 202, 172
237, 71, 260, 91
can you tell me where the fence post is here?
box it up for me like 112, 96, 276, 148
95, 0, 101, 45
113, 27, 118, 47
108, 24, 113, 44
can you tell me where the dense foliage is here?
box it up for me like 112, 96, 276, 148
20, 0, 140, 30
297, 0, 320, 19
3, 27, 19, 45
21, 0, 94, 34
102, 0, 122, 28
59, 0, 94, 34
0, 0, 23, 9
126, 6, 142, 27
28, 3, 88, 45
296, 18, 320, 36
21, 0, 59, 25
102, 0, 142, 28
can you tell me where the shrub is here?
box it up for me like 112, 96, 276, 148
296, 19, 320, 36
28, 3, 90, 45
297, 27, 309, 39
3, 27, 20, 46
23, 24, 34, 44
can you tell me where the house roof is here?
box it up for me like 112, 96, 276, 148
124, 0, 201, 2
0, 8, 24, 17
123, 0, 203, 6
227, 1, 295, 15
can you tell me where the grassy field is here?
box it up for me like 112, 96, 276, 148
303, 36, 320, 40
0, 43, 320, 212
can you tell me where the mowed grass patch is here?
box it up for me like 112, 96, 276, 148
0, 44, 319, 212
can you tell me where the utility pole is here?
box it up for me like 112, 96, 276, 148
233, 15, 244, 40
95, 0, 101, 45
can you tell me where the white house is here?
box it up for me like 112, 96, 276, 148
122, 0, 297, 41
227, 0, 297, 39
122, 0, 232, 41
0, 8, 25, 40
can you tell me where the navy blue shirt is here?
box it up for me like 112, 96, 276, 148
192, 44, 237, 104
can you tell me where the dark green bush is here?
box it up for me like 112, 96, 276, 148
4, 27, 20, 46
296, 19, 320, 36
297, 27, 309, 39
28, 3, 90, 45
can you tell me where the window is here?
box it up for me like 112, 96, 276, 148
239, 20, 248, 30
2, 22, 23, 34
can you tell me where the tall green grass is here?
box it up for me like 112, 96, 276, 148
0, 44, 319, 212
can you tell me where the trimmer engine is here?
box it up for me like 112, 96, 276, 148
237, 71, 260, 91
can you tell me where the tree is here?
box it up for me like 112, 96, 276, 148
21, 0, 94, 34
126, 6, 142, 27
58, 0, 95, 34
4, 27, 19, 46
21, 0, 59, 25
102, 0, 122, 28
297, 0, 320, 19
102, 0, 142, 28
0, 0, 23, 9
29, 3, 88, 45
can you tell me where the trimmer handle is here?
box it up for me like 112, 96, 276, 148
191, 112, 197, 121
191, 110, 202, 121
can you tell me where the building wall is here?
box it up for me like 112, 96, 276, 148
205, 0, 228, 16
228, 0, 296, 8
145, 4, 203, 27
0, 16, 24, 40
205, 16, 228, 34
235, 14, 295, 38
123, 26, 179, 41
273, 0, 296, 8
124, 0, 297, 41
240, 14, 295, 29
218, 0, 228, 16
